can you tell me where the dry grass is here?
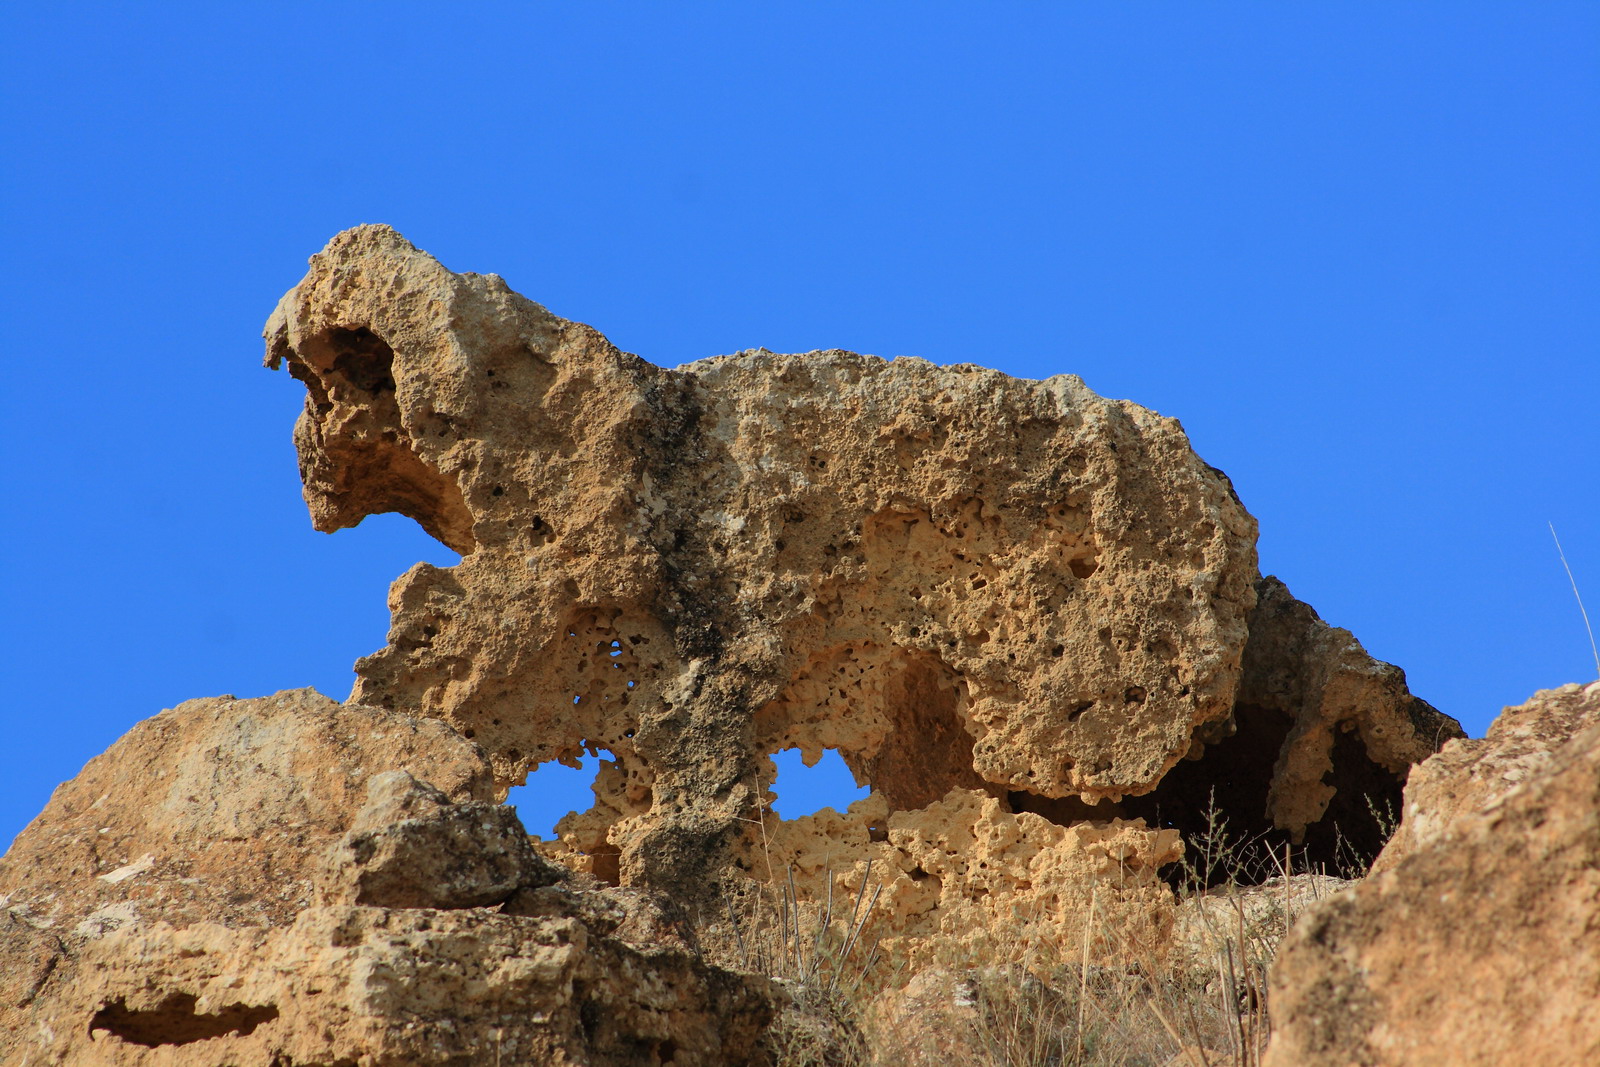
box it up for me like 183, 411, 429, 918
738, 795, 1376, 1067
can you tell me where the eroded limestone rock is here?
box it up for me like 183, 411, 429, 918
1118, 576, 1464, 872
0, 226, 1474, 1062
0, 691, 773, 1066
0, 689, 491, 1046
54, 902, 770, 1067
1264, 682, 1600, 1067
263, 226, 1456, 930
756, 789, 1180, 973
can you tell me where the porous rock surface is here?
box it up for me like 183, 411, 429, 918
0, 226, 1469, 1063
263, 225, 1456, 929
1265, 681, 1600, 1067
0, 691, 771, 1065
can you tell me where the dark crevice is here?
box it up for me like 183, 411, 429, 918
324, 326, 397, 394
1300, 726, 1407, 864
1007, 791, 1126, 824
1121, 703, 1405, 887
289, 325, 477, 554
90, 993, 279, 1046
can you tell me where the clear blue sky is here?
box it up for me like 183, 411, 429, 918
3, 4, 1596, 847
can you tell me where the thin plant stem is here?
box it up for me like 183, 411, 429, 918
1550, 522, 1600, 678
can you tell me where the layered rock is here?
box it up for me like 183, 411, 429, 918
1265, 681, 1600, 1067
0, 692, 772, 1066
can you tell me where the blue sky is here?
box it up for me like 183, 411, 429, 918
2, 4, 1596, 847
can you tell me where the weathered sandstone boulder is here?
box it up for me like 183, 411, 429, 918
262, 226, 1458, 937
0, 687, 491, 1036
322, 769, 563, 909
0, 691, 773, 1065
1123, 576, 1461, 870
1265, 681, 1600, 1067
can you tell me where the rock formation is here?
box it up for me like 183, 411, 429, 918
1265, 681, 1600, 1067
0, 226, 1468, 1063
264, 225, 1454, 903
0, 691, 772, 1065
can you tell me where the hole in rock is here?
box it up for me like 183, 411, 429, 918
1008, 791, 1126, 825
856, 648, 993, 812
756, 646, 993, 817
90, 994, 279, 1047
506, 752, 613, 839
768, 748, 870, 819
323, 326, 396, 394
1120, 704, 1407, 888
292, 324, 476, 554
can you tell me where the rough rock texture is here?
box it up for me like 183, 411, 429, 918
0, 691, 773, 1065
0, 688, 490, 1041
263, 225, 1456, 927
0, 225, 1470, 1063
1371, 679, 1600, 874
1238, 579, 1458, 840
323, 770, 563, 909
265, 225, 1260, 843
1265, 681, 1600, 1067
761, 790, 1180, 973
1120, 576, 1463, 868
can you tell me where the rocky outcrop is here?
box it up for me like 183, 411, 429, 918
262, 225, 1456, 925
1121, 576, 1462, 871
0, 226, 1470, 1063
1265, 681, 1600, 1067
0, 691, 773, 1065
1371, 679, 1600, 874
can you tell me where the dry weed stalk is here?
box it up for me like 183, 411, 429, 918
731, 779, 1386, 1065
838, 794, 1369, 1067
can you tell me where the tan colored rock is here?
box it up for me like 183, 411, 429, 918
866, 968, 988, 1066
1238, 577, 1459, 840
320, 769, 562, 909
263, 226, 1454, 935
1264, 682, 1600, 1067
1372, 679, 1600, 873
755, 788, 1180, 974
265, 225, 1258, 821
0, 691, 776, 1065
35, 902, 769, 1067
0, 689, 491, 1044
24, 891, 771, 1067
1119, 577, 1462, 878
1169, 872, 1351, 978
0, 225, 1471, 1062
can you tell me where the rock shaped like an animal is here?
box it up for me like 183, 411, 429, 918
264, 226, 1458, 929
